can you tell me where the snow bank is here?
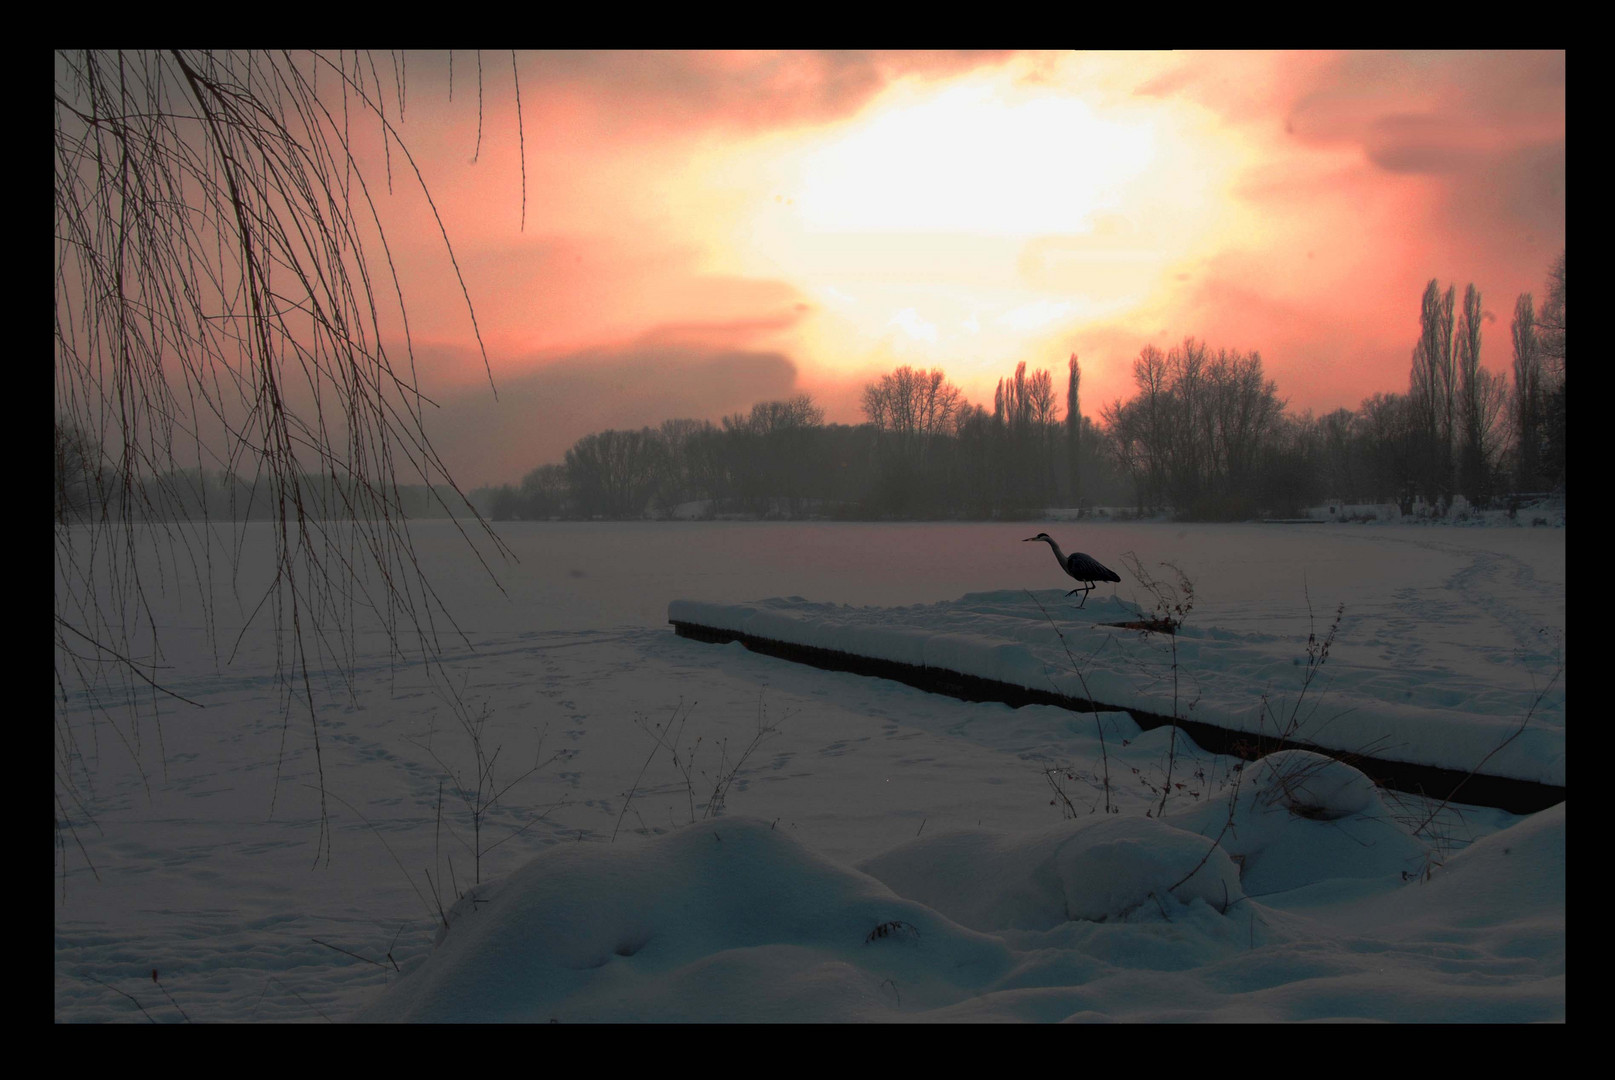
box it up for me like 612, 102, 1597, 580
858, 816, 1244, 931
355, 818, 1013, 1022
1165, 751, 1433, 896
353, 753, 1518, 1022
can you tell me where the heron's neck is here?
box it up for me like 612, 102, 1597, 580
1043, 536, 1066, 565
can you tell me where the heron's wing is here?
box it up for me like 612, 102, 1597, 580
1068, 553, 1121, 582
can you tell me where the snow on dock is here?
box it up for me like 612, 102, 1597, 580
670, 591, 1565, 811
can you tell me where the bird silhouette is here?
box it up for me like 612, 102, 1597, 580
1023, 532, 1121, 607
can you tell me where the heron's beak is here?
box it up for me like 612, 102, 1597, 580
1022, 537, 1037, 542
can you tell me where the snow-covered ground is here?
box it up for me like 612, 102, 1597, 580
54, 520, 1565, 1022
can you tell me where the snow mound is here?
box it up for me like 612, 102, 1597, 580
1246, 750, 1382, 820
1417, 801, 1565, 924
354, 818, 1012, 1023
858, 816, 1244, 932
1167, 751, 1433, 897
1328, 802, 1565, 1000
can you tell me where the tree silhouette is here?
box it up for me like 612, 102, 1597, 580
54, 50, 517, 871
1066, 354, 1081, 509
1455, 284, 1505, 507
1537, 251, 1566, 489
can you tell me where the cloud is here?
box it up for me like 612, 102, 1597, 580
397, 51, 1016, 142
1286, 51, 1564, 150
368, 51, 1563, 446
517, 51, 1015, 133
1121, 50, 1563, 411
422, 341, 805, 486
1438, 138, 1565, 250
1138, 51, 1563, 225
396, 230, 813, 374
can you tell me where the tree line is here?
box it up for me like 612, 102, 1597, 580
52, 428, 479, 526
60, 253, 1564, 526
1313, 251, 1565, 515
473, 252, 1563, 522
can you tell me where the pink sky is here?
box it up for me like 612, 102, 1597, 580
350, 50, 1564, 487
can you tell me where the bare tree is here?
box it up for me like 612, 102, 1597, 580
565, 429, 666, 518
1066, 354, 1081, 508
519, 463, 570, 519
54, 51, 517, 870
990, 362, 1058, 509
1358, 391, 1416, 510
1511, 293, 1543, 491
1537, 250, 1565, 377
736, 396, 826, 515
1456, 284, 1504, 506
1130, 346, 1171, 510
862, 366, 961, 461
1536, 251, 1566, 489
1160, 339, 1199, 501
1407, 280, 1457, 507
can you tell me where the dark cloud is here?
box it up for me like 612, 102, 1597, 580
1150, 51, 1563, 378
394, 229, 815, 373
532, 50, 1013, 131
1364, 113, 1491, 173
1439, 138, 1565, 249
423, 342, 804, 486
636, 307, 814, 348
1143, 51, 1563, 194
1132, 52, 1565, 276
1286, 52, 1564, 190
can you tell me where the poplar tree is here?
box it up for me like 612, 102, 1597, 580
1066, 354, 1081, 509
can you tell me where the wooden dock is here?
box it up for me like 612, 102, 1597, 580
672, 618, 1565, 815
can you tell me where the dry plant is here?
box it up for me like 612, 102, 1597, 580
1030, 560, 1205, 820
53, 51, 523, 879
1230, 595, 1388, 813
708, 695, 788, 818
614, 699, 701, 842
1252, 589, 1344, 753
410, 692, 572, 896
1034, 556, 1556, 914
299, 692, 569, 944
1032, 565, 1385, 911
1035, 561, 1347, 832
1412, 634, 1563, 838
1383, 629, 1565, 881
1118, 553, 1199, 817
1027, 589, 1122, 815
614, 695, 786, 841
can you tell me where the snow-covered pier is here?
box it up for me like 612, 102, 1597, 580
670, 593, 1566, 814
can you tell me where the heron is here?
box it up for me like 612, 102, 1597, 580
1023, 532, 1121, 607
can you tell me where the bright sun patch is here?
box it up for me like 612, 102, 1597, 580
792, 81, 1157, 237
702, 70, 1199, 387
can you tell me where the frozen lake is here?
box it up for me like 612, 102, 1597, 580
365, 518, 1565, 638
54, 519, 1566, 1021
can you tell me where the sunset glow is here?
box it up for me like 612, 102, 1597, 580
51, 51, 1570, 1027
331, 50, 1564, 485
789, 81, 1157, 235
